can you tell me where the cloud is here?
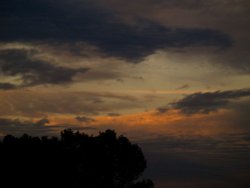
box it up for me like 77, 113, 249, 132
0, 117, 98, 136
74, 69, 124, 82
0, 118, 49, 127
0, 0, 232, 61
0, 49, 88, 88
107, 113, 121, 117
35, 118, 50, 126
75, 116, 95, 123
176, 84, 189, 90
168, 88, 250, 114
0, 82, 17, 90
0, 90, 141, 117
94, 0, 250, 73
156, 107, 169, 114
0, 118, 53, 136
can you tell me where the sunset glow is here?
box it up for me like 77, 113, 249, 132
1, 0, 250, 187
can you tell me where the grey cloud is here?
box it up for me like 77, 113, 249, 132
156, 107, 169, 114
35, 118, 50, 126
0, 0, 233, 61
0, 118, 49, 127
0, 82, 17, 90
0, 118, 53, 136
162, 88, 250, 114
75, 116, 95, 123
97, 0, 250, 72
0, 49, 89, 88
0, 117, 97, 137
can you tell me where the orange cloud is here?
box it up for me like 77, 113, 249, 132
42, 108, 242, 139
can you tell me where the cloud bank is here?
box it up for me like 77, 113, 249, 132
0, 0, 232, 61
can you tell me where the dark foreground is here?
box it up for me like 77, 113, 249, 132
0, 129, 154, 188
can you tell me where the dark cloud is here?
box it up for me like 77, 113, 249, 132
0, 118, 48, 127
165, 89, 250, 114
107, 113, 121, 117
0, 49, 88, 88
0, 118, 28, 127
35, 118, 50, 126
0, 118, 53, 136
0, 0, 232, 61
156, 107, 169, 114
0, 117, 97, 137
75, 116, 95, 123
0, 82, 17, 90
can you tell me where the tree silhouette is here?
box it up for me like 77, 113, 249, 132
0, 129, 154, 188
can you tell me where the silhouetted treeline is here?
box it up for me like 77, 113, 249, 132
0, 129, 154, 188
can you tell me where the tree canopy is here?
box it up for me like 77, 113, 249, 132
0, 129, 154, 188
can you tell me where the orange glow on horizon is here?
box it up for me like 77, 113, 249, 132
36, 109, 241, 138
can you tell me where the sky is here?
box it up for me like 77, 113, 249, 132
1, 0, 250, 187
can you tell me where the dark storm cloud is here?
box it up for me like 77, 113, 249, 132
0, 0, 232, 61
168, 88, 250, 114
0, 49, 88, 88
